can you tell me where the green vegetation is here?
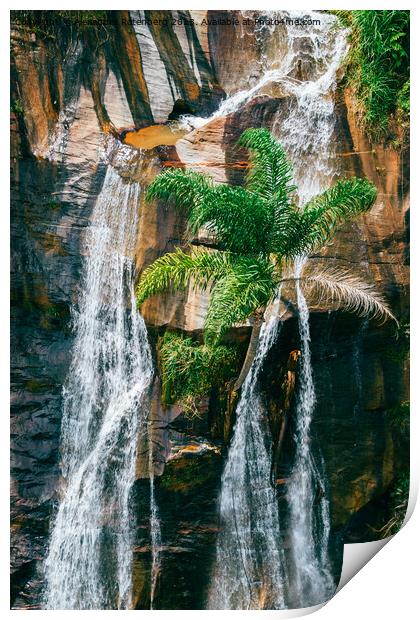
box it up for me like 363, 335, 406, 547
385, 320, 409, 363
380, 473, 410, 537
159, 331, 238, 416
138, 128, 394, 394
388, 400, 410, 439
340, 10, 410, 140
10, 100, 24, 115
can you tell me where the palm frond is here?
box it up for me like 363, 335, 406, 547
284, 266, 396, 323
187, 184, 271, 255
300, 178, 377, 252
204, 259, 277, 342
269, 203, 311, 259
146, 168, 214, 213
136, 246, 232, 306
237, 128, 296, 203
141, 131, 383, 343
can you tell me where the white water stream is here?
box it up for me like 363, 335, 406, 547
207, 303, 285, 610
43, 166, 154, 609
286, 258, 335, 607
278, 13, 348, 607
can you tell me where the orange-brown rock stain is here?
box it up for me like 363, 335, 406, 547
123, 125, 189, 150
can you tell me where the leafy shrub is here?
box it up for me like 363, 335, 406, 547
380, 473, 410, 537
387, 400, 410, 438
11, 100, 24, 115
344, 10, 410, 140
158, 331, 238, 416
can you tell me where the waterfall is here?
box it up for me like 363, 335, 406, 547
206, 11, 348, 609
285, 257, 335, 607
43, 166, 154, 609
208, 304, 285, 610
275, 13, 348, 608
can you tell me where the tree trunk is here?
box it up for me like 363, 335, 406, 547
271, 414, 288, 486
233, 309, 265, 392
270, 349, 301, 484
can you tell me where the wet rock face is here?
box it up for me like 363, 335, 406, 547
11, 11, 223, 158
262, 313, 408, 529
11, 10, 409, 610
132, 431, 223, 610
327, 89, 409, 315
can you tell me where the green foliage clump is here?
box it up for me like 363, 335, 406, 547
388, 400, 410, 438
345, 10, 409, 140
396, 79, 410, 137
158, 331, 238, 416
380, 473, 410, 537
11, 100, 24, 115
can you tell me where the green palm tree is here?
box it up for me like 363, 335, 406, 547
137, 128, 395, 392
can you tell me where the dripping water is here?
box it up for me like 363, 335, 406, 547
43, 166, 154, 609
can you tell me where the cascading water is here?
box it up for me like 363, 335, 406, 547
43, 165, 154, 609
205, 10, 348, 609
208, 304, 285, 610
274, 12, 348, 607
285, 257, 335, 607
